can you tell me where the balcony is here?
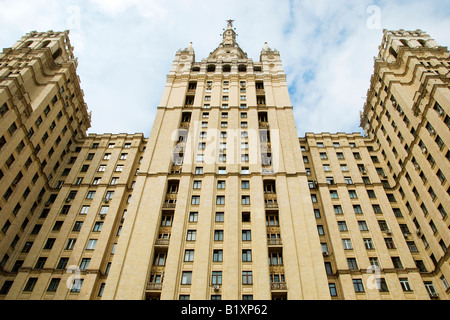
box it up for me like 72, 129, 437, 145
271, 282, 287, 291
260, 142, 271, 152
146, 282, 163, 291
264, 193, 278, 208
267, 238, 282, 246
262, 166, 274, 175
179, 121, 190, 129
155, 238, 170, 246
162, 193, 177, 208
259, 121, 269, 129
170, 164, 182, 174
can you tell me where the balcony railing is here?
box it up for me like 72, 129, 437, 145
155, 239, 170, 246
259, 121, 269, 129
271, 282, 287, 290
170, 165, 182, 174
146, 283, 163, 291
162, 193, 177, 208
179, 121, 190, 129
264, 193, 278, 208
267, 238, 282, 246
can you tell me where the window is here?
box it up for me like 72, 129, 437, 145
65, 238, 76, 250
86, 239, 97, 250
184, 250, 194, 262
242, 230, 251, 241
268, 251, 283, 265
329, 283, 337, 297
35, 257, 47, 269
80, 205, 90, 215
196, 154, 204, 162
215, 212, 224, 222
385, 238, 396, 249
338, 221, 348, 231
242, 271, 253, 285
214, 230, 224, 241
181, 271, 192, 284
342, 239, 352, 250
189, 212, 198, 222
213, 250, 223, 262
367, 190, 376, 199
241, 180, 249, 189
399, 278, 412, 292
191, 196, 200, 205
93, 222, 103, 232
392, 257, 403, 269
186, 230, 196, 241
241, 195, 250, 205
353, 279, 365, 293
80, 258, 91, 270
214, 180, 225, 190
72, 222, 83, 232
334, 205, 343, 214
47, 278, 61, 292
86, 191, 96, 199
242, 250, 252, 262
348, 190, 358, 199
212, 271, 222, 285
353, 205, 363, 214
317, 225, 325, 235
193, 180, 202, 189
216, 196, 225, 205
24, 278, 38, 292
330, 190, 339, 199
364, 238, 374, 249
376, 278, 389, 292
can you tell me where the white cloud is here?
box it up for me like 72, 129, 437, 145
0, 0, 448, 137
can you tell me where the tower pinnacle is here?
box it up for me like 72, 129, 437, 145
208, 19, 247, 59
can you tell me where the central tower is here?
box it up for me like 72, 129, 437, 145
102, 21, 331, 300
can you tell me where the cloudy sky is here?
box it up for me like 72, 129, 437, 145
1, 0, 449, 137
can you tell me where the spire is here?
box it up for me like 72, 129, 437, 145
222, 19, 237, 46
208, 19, 247, 60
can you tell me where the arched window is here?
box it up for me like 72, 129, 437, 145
41, 40, 51, 48
52, 48, 62, 61
21, 40, 33, 48
207, 64, 216, 72
389, 47, 398, 59
222, 64, 231, 72
418, 39, 427, 47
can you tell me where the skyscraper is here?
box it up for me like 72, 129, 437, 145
0, 23, 448, 300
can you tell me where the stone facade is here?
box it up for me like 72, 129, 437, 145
0, 24, 448, 300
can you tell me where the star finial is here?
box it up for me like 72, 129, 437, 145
226, 19, 234, 29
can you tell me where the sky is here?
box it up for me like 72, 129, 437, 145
0, 0, 449, 137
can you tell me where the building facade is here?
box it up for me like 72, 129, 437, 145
0, 23, 448, 300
